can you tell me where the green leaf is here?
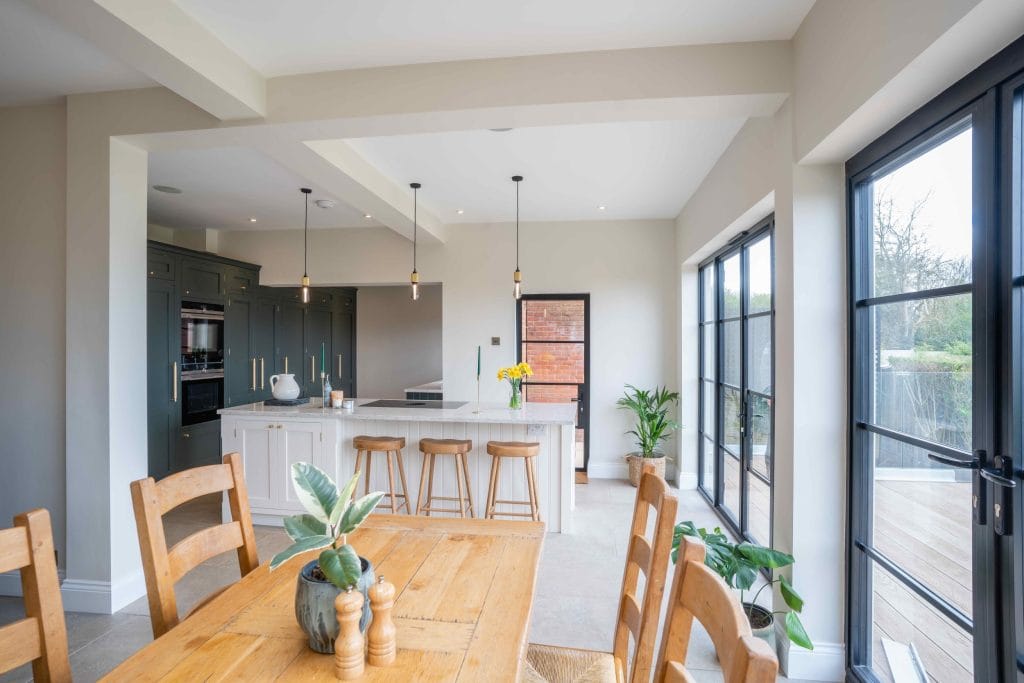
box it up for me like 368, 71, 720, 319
779, 575, 804, 613
737, 543, 794, 569
339, 492, 385, 534
318, 544, 363, 589
330, 472, 360, 527
290, 462, 339, 523
269, 534, 333, 570
785, 612, 814, 650
282, 514, 326, 541
734, 562, 758, 590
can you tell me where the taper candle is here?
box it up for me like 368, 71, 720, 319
321, 341, 325, 375
477, 345, 481, 378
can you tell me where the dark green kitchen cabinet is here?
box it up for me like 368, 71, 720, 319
333, 295, 356, 397
276, 299, 306, 385
252, 296, 277, 401
180, 257, 224, 300
173, 421, 221, 471
225, 266, 257, 297
147, 278, 178, 479
304, 306, 333, 397
224, 295, 254, 407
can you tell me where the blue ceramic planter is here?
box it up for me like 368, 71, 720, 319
294, 557, 374, 653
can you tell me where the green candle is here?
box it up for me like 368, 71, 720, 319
321, 342, 325, 375
477, 345, 481, 378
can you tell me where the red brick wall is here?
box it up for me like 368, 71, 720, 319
521, 300, 585, 403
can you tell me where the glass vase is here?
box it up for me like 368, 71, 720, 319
508, 382, 523, 410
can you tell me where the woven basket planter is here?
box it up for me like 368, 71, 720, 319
626, 452, 665, 486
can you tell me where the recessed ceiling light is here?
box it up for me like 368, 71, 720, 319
249, 217, 257, 223
315, 199, 336, 209
456, 209, 464, 215
364, 214, 372, 219
598, 205, 607, 211
489, 128, 514, 133
152, 185, 182, 194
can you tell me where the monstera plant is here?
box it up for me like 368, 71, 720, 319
270, 462, 385, 653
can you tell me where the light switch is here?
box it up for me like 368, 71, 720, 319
491, 336, 501, 346
527, 424, 546, 437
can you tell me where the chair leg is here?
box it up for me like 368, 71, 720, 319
386, 451, 398, 514
454, 454, 466, 518
416, 451, 430, 515
460, 453, 475, 517
425, 453, 436, 517
394, 449, 411, 514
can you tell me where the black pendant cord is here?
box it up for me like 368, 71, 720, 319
413, 184, 418, 273
303, 191, 309, 277
515, 179, 520, 271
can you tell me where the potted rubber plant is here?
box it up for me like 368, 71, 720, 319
616, 384, 680, 485
269, 462, 384, 654
672, 521, 813, 651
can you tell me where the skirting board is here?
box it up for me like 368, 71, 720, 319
586, 462, 698, 490
777, 621, 846, 682
1, 569, 144, 614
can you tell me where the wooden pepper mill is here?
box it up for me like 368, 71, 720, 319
334, 586, 365, 680
367, 575, 397, 666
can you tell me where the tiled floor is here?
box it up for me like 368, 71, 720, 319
0, 479, 812, 682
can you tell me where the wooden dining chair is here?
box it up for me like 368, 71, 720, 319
131, 452, 259, 638
0, 508, 71, 683
654, 535, 778, 683
522, 464, 678, 683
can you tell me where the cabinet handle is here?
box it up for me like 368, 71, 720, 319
267, 424, 274, 429
277, 424, 283, 429
251, 358, 256, 391
260, 357, 265, 390
172, 362, 178, 403
284, 356, 289, 373
337, 354, 343, 380
311, 356, 315, 381
182, 432, 191, 439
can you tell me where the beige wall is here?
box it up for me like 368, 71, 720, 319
0, 102, 68, 572
356, 285, 443, 398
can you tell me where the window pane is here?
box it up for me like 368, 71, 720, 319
749, 394, 771, 480
870, 433, 972, 618
702, 266, 715, 322
748, 474, 770, 544
722, 387, 741, 455
722, 320, 741, 387
723, 450, 741, 518
702, 380, 715, 435
870, 127, 972, 297
701, 436, 714, 491
747, 315, 771, 394
747, 236, 772, 313
702, 323, 715, 380
870, 562, 973, 682
522, 299, 585, 341
870, 296, 972, 451
522, 342, 584, 383
722, 254, 740, 318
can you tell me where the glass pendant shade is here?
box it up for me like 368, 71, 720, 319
410, 270, 420, 301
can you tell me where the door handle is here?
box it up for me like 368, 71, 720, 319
251, 358, 256, 391
310, 356, 316, 382
337, 354, 343, 379
171, 362, 178, 403
284, 356, 289, 373
926, 452, 979, 469
260, 357, 265, 390
928, 450, 985, 525
928, 450, 1020, 533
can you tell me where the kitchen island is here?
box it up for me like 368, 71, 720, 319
219, 399, 577, 532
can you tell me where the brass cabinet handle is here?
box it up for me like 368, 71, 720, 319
172, 362, 178, 403
260, 358, 265, 390
337, 354, 342, 379
267, 424, 274, 429
310, 355, 315, 382
251, 358, 256, 391
182, 432, 191, 439
284, 356, 289, 373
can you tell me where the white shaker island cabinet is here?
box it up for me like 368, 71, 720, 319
219, 399, 577, 532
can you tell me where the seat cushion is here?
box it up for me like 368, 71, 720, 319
521, 643, 619, 683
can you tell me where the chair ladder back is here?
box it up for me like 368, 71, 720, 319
612, 465, 678, 683
0, 509, 71, 683
130, 453, 259, 638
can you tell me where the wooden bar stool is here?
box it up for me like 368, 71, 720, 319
485, 441, 541, 521
353, 435, 411, 514
417, 438, 475, 517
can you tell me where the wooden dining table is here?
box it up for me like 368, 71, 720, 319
102, 515, 545, 682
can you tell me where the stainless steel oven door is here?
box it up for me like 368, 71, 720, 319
181, 375, 223, 426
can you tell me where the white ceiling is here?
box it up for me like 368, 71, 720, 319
0, 0, 153, 107
148, 147, 379, 231
342, 119, 747, 223
173, 0, 816, 76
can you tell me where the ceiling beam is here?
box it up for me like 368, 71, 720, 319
30, 0, 265, 121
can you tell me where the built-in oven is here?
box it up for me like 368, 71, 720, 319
181, 302, 224, 425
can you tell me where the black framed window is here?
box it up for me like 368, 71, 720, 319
697, 216, 774, 545
847, 35, 1024, 683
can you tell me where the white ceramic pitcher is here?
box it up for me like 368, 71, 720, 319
269, 373, 301, 400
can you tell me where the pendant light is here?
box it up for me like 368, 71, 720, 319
512, 175, 524, 299
300, 187, 312, 303
410, 182, 421, 301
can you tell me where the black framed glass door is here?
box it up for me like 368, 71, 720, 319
516, 294, 590, 472
698, 218, 774, 544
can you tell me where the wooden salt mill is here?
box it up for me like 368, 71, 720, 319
334, 586, 365, 680
367, 575, 397, 666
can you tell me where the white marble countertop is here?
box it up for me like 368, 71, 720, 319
219, 398, 576, 425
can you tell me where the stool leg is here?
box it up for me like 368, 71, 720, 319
487, 456, 503, 519
454, 454, 466, 519
460, 453, 475, 518
425, 453, 436, 517
416, 452, 430, 515
525, 457, 540, 522
484, 455, 495, 518
353, 450, 364, 497
394, 449, 411, 514
386, 451, 398, 514
364, 451, 373, 496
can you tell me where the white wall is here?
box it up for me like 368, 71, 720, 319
356, 284, 443, 398
217, 219, 678, 478
0, 103, 68, 575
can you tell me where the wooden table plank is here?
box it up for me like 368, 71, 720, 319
102, 516, 544, 683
